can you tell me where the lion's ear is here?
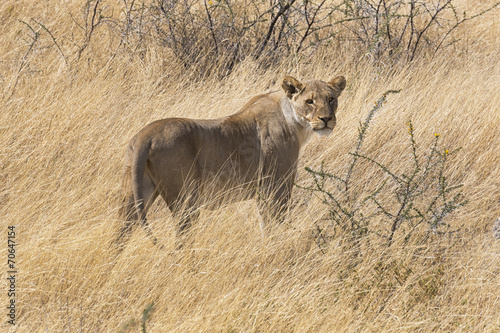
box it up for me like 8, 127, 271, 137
329, 76, 346, 95
282, 76, 304, 98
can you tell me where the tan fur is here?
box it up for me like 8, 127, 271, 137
115, 75, 346, 248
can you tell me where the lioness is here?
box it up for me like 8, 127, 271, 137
116, 75, 346, 248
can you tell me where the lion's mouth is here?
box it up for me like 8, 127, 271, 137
311, 121, 335, 133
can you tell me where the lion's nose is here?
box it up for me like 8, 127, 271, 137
318, 116, 333, 125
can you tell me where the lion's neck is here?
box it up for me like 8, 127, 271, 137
280, 96, 314, 147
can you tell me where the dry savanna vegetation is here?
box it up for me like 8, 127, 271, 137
1, 0, 499, 331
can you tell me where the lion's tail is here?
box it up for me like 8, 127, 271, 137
131, 139, 152, 221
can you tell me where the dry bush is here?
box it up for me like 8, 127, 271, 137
1, 0, 499, 331
3, 0, 498, 83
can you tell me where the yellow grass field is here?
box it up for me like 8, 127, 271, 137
1, 0, 499, 331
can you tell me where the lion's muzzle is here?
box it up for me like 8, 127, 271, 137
311, 116, 336, 132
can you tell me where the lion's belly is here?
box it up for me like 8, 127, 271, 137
192, 125, 261, 205
197, 153, 260, 206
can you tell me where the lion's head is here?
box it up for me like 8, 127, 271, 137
282, 75, 346, 136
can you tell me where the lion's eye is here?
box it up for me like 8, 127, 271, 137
328, 97, 335, 103
305, 99, 314, 105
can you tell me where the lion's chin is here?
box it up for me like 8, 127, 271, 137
314, 127, 333, 137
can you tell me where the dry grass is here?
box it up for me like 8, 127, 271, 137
1, 0, 499, 332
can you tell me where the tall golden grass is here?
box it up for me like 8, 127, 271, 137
1, 0, 499, 331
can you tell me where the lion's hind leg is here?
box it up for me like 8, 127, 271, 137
159, 180, 201, 246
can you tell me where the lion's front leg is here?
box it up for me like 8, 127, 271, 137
256, 176, 294, 236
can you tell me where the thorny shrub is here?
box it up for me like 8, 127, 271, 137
298, 90, 468, 249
